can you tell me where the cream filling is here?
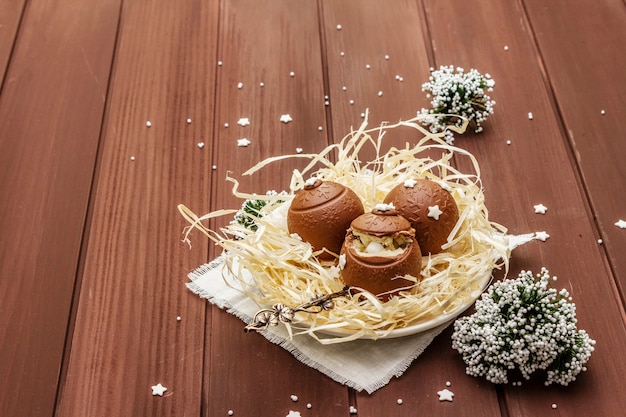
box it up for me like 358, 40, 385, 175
351, 230, 411, 258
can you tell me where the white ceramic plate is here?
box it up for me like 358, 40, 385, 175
303, 268, 492, 339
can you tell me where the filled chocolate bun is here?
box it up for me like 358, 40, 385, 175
339, 204, 422, 301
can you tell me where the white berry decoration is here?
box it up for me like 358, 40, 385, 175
419, 65, 495, 144
451, 268, 595, 386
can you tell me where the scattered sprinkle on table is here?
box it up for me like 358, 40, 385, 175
366, 64, 371, 69
360, 112, 365, 118
237, 82, 243, 89
259, 82, 265, 87
552, 403, 558, 409
340, 51, 345, 56
349, 405, 357, 414
598, 239, 603, 244
217, 60, 223, 66
534, 203, 548, 214
296, 147, 303, 154
377, 90, 383, 97
306, 403, 312, 409
176, 316, 181, 321
349, 99, 355, 105
318, 126, 323, 131
437, 388, 454, 402
197, 142, 205, 148
146, 121, 152, 127
151, 383, 167, 396
445, 381, 451, 387
286, 411, 301, 417
280, 114, 293, 123
504, 45, 509, 51
224, 122, 229, 128
237, 138, 251, 147
289, 71, 295, 77
397, 399, 403, 405
535, 231, 550, 241
385, 54, 390, 60
290, 394, 298, 402
186, 118, 192, 124
615, 219, 626, 229
130, 156, 135, 161
600, 109, 606, 115
325, 100, 330, 106
212, 165, 217, 170
336, 24, 342, 30
342, 85, 347, 91
528, 112, 534, 120
237, 117, 250, 127
228, 410, 234, 416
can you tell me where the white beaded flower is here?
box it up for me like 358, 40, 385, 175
451, 268, 595, 386
419, 65, 495, 144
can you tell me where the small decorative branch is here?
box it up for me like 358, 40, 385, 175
244, 286, 353, 333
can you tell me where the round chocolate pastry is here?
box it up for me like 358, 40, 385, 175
339, 205, 422, 301
288, 179, 364, 259
384, 178, 459, 255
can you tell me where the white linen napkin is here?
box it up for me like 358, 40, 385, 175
186, 256, 449, 394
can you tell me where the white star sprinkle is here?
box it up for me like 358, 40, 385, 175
237, 117, 250, 126
286, 412, 301, 417
535, 231, 550, 241
295, 147, 303, 154
374, 203, 395, 212
437, 388, 454, 402
280, 114, 293, 123
615, 219, 626, 229
151, 383, 167, 396
403, 178, 418, 188
237, 138, 251, 147
428, 205, 443, 220
533, 203, 548, 214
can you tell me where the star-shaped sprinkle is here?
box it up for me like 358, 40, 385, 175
535, 231, 550, 241
403, 178, 418, 188
286, 411, 301, 417
280, 114, 293, 123
374, 203, 395, 212
151, 383, 167, 396
237, 117, 250, 126
437, 388, 454, 402
237, 138, 251, 147
615, 219, 626, 229
296, 147, 303, 154
428, 205, 443, 220
533, 203, 548, 214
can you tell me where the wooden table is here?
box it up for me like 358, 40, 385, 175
1, 1, 625, 416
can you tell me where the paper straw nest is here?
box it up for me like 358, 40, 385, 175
179, 113, 512, 343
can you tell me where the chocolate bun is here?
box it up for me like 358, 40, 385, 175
288, 179, 364, 259
340, 207, 422, 301
384, 178, 459, 255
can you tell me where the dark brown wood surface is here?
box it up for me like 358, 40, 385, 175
1, 1, 624, 416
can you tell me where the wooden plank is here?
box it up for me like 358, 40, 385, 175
204, 1, 347, 415
0, 1, 25, 82
321, 1, 504, 416
0, 0, 120, 416
53, 1, 217, 416
523, 0, 626, 296
423, 0, 626, 416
